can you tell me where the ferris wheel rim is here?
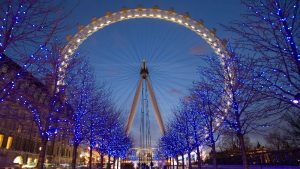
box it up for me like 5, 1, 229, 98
58, 7, 230, 85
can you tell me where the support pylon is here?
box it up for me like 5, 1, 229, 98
125, 60, 165, 135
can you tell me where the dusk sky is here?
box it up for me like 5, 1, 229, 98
62, 0, 246, 146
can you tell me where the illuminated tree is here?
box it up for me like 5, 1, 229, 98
12, 43, 78, 169
111, 132, 133, 168
84, 87, 111, 169
188, 83, 223, 169
159, 92, 220, 169
65, 62, 132, 169
172, 106, 195, 169
64, 59, 95, 169
0, 43, 76, 169
108, 121, 132, 169
94, 101, 114, 169
94, 107, 133, 169
66, 66, 132, 169
104, 110, 122, 169
0, 0, 66, 54
158, 122, 186, 169
0, 0, 68, 103
197, 48, 281, 169
0, 3, 73, 167
179, 98, 205, 169
225, 0, 300, 110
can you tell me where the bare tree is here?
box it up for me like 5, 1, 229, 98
264, 131, 289, 151
283, 111, 300, 146
217, 132, 252, 153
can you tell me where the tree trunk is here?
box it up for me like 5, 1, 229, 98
176, 156, 179, 169
113, 156, 116, 169
37, 137, 48, 169
100, 153, 104, 169
187, 151, 192, 169
117, 157, 119, 169
108, 154, 111, 169
71, 143, 79, 169
211, 142, 217, 169
238, 134, 249, 169
89, 146, 93, 169
196, 146, 201, 169
182, 154, 185, 169
172, 158, 175, 169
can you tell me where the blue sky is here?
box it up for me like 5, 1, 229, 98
63, 0, 246, 146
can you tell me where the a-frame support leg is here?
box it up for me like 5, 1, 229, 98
146, 77, 165, 134
125, 78, 143, 134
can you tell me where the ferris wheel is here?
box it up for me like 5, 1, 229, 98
59, 7, 232, 149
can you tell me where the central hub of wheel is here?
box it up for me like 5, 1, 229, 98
140, 59, 149, 79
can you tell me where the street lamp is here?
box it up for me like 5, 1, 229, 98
292, 93, 300, 104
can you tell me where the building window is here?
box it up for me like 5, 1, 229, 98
0, 134, 4, 148
6, 136, 13, 149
